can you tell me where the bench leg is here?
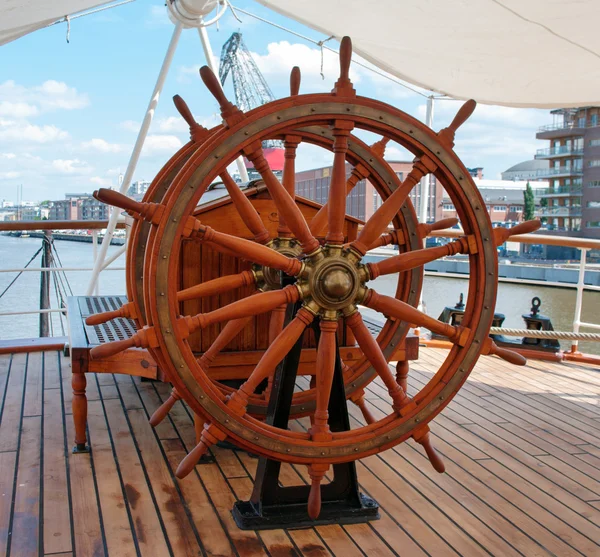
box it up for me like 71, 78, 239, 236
72, 371, 90, 453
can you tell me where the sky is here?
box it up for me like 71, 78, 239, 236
0, 0, 553, 204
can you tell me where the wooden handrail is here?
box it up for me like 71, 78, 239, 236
428, 228, 600, 250
0, 220, 127, 231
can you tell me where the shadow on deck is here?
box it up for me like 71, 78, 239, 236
1, 348, 600, 556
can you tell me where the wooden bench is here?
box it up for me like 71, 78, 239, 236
67, 295, 161, 452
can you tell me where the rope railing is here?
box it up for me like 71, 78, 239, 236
489, 328, 600, 342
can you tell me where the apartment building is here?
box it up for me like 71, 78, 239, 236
535, 107, 600, 238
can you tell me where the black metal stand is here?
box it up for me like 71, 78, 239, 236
232, 302, 379, 530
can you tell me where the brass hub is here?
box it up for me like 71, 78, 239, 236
322, 268, 353, 299
297, 244, 367, 320
254, 237, 303, 291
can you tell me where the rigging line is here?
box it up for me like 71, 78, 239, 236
51, 268, 66, 336
0, 245, 43, 300
229, 4, 429, 98
51, 242, 73, 296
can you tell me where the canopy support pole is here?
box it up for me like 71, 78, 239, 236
86, 22, 183, 295
419, 95, 434, 225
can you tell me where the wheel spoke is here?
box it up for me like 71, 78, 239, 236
219, 171, 270, 244
326, 122, 354, 244
349, 156, 438, 255
264, 304, 287, 397
367, 236, 472, 279
237, 308, 314, 396
345, 312, 408, 412
363, 289, 468, 344
310, 137, 388, 237
279, 135, 301, 237
310, 320, 338, 438
199, 64, 319, 253
177, 270, 256, 302
245, 147, 320, 253
198, 315, 253, 368
180, 285, 301, 335
192, 225, 302, 276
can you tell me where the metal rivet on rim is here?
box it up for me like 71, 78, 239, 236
321, 452, 325, 455
286, 448, 291, 452
180, 364, 184, 368
354, 447, 359, 451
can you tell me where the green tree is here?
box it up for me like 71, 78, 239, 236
523, 181, 535, 221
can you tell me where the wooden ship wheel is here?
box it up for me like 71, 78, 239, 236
88, 36, 539, 522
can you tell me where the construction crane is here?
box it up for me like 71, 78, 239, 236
219, 32, 284, 177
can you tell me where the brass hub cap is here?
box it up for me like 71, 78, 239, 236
298, 245, 366, 321
253, 237, 302, 291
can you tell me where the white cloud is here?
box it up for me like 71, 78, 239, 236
120, 119, 140, 132
156, 116, 188, 133
82, 138, 126, 153
141, 134, 183, 155
0, 119, 69, 143
90, 176, 113, 187
0, 80, 89, 113
0, 101, 38, 118
249, 41, 361, 94
51, 159, 92, 174
0, 153, 16, 159
0, 171, 20, 179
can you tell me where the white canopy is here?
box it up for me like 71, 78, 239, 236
257, 0, 600, 108
2, 0, 599, 108
0, 1, 107, 46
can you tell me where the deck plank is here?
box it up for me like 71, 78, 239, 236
42, 352, 72, 556
1, 348, 600, 556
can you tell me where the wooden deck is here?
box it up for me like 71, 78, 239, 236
1, 348, 600, 557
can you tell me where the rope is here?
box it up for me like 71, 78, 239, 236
489, 327, 600, 342
0, 245, 43, 299
317, 35, 335, 79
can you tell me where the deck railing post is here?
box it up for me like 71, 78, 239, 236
91, 230, 99, 296
571, 247, 588, 353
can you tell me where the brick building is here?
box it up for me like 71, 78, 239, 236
295, 160, 445, 223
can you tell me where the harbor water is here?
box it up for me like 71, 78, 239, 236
0, 235, 599, 355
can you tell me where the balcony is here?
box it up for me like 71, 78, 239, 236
535, 146, 584, 159
540, 185, 584, 197
536, 166, 583, 178
537, 206, 582, 217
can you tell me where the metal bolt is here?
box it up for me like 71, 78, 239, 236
286, 448, 291, 452
321, 452, 325, 455
354, 448, 359, 452
163, 255, 167, 259
180, 364, 184, 368
225, 419, 229, 423
160, 292, 165, 296
165, 329, 170, 333
254, 436, 259, 440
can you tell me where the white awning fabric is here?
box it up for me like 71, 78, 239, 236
256, 0, 600, 108
1, 0, 598, 108
0, 1, 107, 46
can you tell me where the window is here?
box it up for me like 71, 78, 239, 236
589, 139, 600, 147
592, 114, 598, 126
586, 221, 600, 228
443, 203, 455, 211
493, 205, 506, 211
510, 206, 523, 212
587, 201, 600, 208
589, 160, 600, 167
589, 180, 600, 187
395, 172, 404, 181
579, 117, 586, 128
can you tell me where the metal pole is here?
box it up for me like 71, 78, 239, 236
86, 22, 183, 295
91, 229, 99, 295
197, 24, 249, 182
571, 248, 588, 352
39, 231, 52, 337
419, 95, 434, 225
